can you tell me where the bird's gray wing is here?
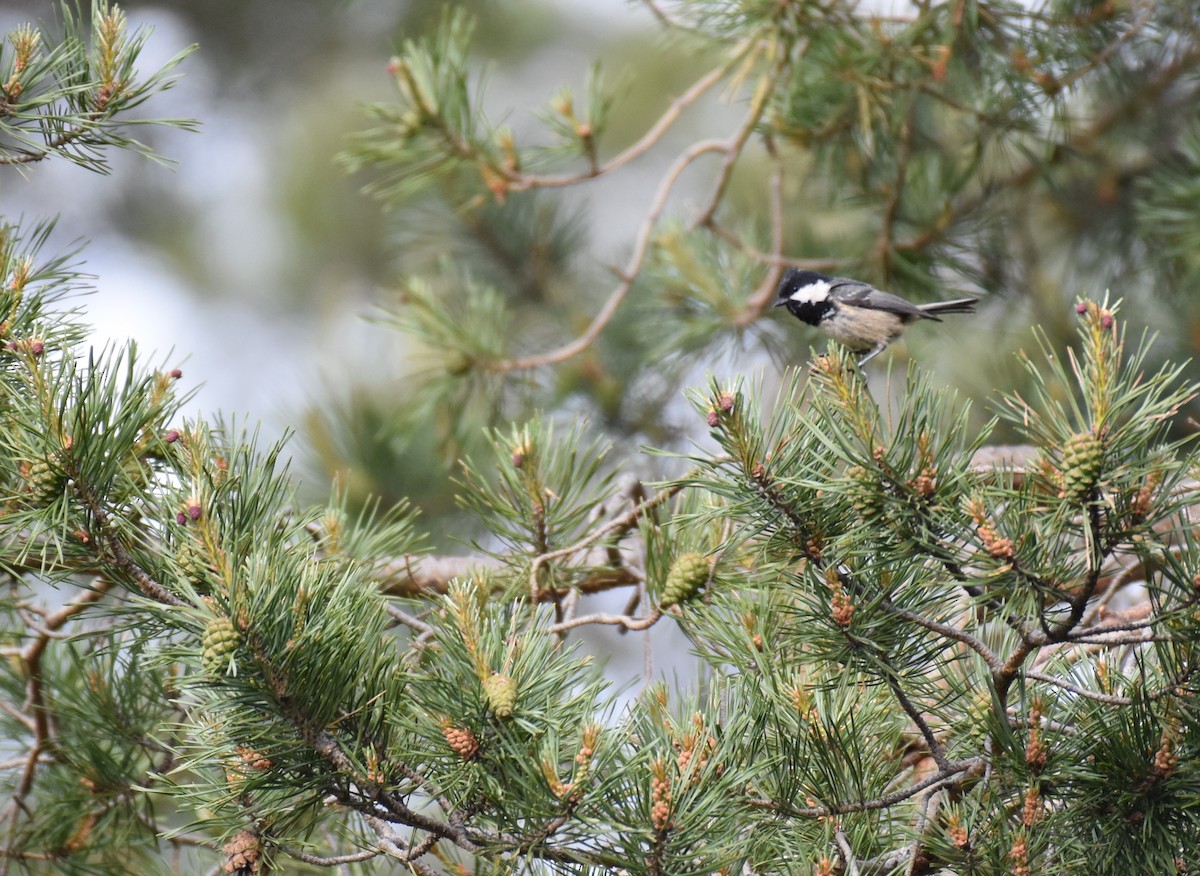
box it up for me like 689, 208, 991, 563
830, 278, 925, 318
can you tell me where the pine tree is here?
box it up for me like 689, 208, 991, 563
3, 2, 1200, 874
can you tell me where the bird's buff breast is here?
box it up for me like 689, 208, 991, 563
822, 306, 904, 352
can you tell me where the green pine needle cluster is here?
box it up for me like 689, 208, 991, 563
0, 0, 196, 172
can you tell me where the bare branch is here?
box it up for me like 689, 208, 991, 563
547, 609, 663, 635
507, 59, 736, 191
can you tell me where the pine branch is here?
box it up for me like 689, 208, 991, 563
894, 40, 1200, 256
750, 757, 982, 818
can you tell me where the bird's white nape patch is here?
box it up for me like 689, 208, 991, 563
789, 280, 831, 304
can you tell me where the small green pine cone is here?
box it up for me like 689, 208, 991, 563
1060, 431, 1103, 501
482, 672, 517, 718
177, 539, 216, 591
845, 466, 882, 520
662, 552, 710, 607
201, 617, 241, 676
25, 458, 64, 502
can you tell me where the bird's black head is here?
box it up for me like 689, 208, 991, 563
774, 269, 832, 307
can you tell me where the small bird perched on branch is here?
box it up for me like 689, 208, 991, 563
775, 268, 977, 365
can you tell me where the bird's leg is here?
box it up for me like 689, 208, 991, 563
856, 344, 887, 367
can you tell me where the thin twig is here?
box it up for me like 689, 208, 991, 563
283, 846, 386, 866
904, 788, 942, 876
639, 0, 704, 33
1024, 670, 1133, 706
492, 139, 728, 373
385, 603, 433, 635
527, 481, 686, 602
879, 597, 1002, 672
507, 59, 738, 191
693, 48, 789, 227
547, 609, 663, 635
731, 141, 794, 327
87, 504, 186, 607
875, 97, 918, 277
750, 757, 979, 818
364, 815, 441, 873
1, 575, 118, 861
883, 673, 952, 773
835, 828, 861, 876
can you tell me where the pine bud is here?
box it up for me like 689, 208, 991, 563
650, 759, 671, 830
482, 671, 517, 718
946, 813, 969, 849
444, 723, 480, 760
236, 746, 273, 772
1022, 786, 1042, 826
1059, 431, 1103, 501
830, 577, 854, 629
551, 92, 574, 118
1153, 734, 1178, 778
912, 466, 936, 498
201, 617, 241, 676
1009, 835, 1030, 876
511, 440, 530, 469
661, 552, 710, 607
705, 391, 736, 428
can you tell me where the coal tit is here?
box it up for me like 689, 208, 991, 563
775, 268, 977, 365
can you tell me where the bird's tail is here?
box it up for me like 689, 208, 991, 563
917, 297, 977, 319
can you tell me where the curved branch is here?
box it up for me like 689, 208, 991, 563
491, 139, 727, 372
547, 609, 662, 635
692, 48, 789, 228
506, 59, 737, 191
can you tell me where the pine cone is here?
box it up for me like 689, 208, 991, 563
661, 552, 710, 607
1060, 431, 1103, 501
177, 539, 216, 590
845, 465, 882, 520
222, 829, 261, 874
24, 457, 64, 502
482, 672, 517, 718
441, 721, 480, 760
202, 617, 241, 676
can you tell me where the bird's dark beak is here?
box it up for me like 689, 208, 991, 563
773, 298, 787, 308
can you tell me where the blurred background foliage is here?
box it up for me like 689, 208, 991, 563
3, 0, 1199, 547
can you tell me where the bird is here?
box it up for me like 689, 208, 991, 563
774, 268, 977, 365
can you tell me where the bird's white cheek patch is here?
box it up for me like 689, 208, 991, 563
789, 280, 832, 304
